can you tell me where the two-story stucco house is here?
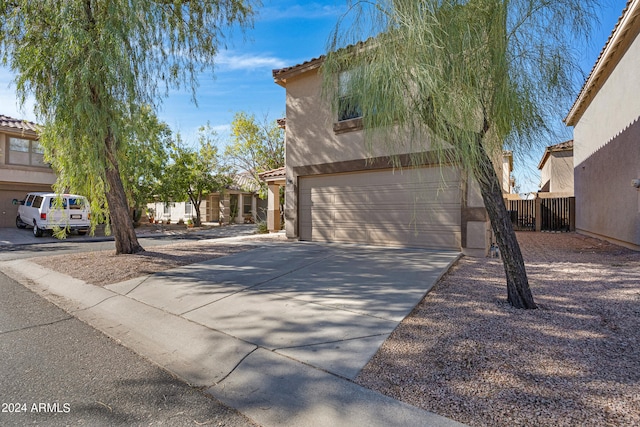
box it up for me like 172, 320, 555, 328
537, 140, 574, 195
272, 58, 495, 256
564, 0, 640, 250
0, 115, 55, 228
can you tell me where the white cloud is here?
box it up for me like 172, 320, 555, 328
214, 50, 287, 71
259, 3, 345, 21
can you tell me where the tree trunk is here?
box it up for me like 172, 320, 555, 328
105, 134, 144, 255
473, 144, 536, 309
188, 191, 203, 227
193, 200, 202, 227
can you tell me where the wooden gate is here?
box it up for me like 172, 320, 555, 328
540, 197, 574, 232
506, 199, 536, 231
504, 197, 575, 232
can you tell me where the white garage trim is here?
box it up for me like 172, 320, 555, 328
298, 167, 462, 250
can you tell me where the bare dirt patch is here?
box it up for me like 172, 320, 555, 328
356, 232, 640, 426
32, 235, 284, 286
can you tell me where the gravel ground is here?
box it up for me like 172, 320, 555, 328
32, 233, 285, 287
32, 231, 640, 426
357, 232, 640, 427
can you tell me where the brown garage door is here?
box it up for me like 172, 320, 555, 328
298, 166, 462, 250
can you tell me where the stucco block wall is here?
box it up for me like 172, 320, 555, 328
573, 33, 640, 166
572, 31, 640, 250
574, 118, 640, 249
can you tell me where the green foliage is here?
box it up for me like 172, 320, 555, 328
256, 220, 269, 234
160, 124, 232, 226
0, 0, 256, 252
224, 111, 284, 198
121, 107, 172, 211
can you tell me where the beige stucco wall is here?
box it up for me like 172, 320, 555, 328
573, 33, 640, 166
540, 151, 574, 194
284, 70, 430, 170
572, 31, 640, 249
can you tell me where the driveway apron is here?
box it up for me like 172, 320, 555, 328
106, 243, 459, 380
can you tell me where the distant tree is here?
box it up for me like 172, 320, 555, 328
161, 125, 231, 227
121, 107, 171, 223
323, 0, 603, 309
0, 0, 256, 254
224, 111, 285, 198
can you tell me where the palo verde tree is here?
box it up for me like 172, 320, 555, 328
160, 125, 231, 227
224, 111, 284, 198
0, 0, 256, 254
323, 0, 602, 308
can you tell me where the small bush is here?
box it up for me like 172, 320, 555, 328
256, 221, 269, 234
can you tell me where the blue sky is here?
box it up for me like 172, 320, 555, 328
0, 0, 628, 192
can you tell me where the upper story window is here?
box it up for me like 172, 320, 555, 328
8, 137, 47, 167
337, 71, 362, 122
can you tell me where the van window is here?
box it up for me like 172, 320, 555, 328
32, 196, 43, 209
49, 198, 68, 209
68, 198, 85, 209
25, 195, 34, 207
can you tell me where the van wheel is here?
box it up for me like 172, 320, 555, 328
16, 216, 27, 229
33, 223, 43, 237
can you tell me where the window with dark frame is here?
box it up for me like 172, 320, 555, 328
337, 71, 362, 122
243, 195, 252, 215
8, 137, 47, 167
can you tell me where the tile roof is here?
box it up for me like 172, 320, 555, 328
272, 39, 373, 84
0, 114, 39, 133
547, 140, 574, 151
228, 173, 260, 192
272, 56, 324, 79
538, 140, 573, 170
259, 166, 286, 181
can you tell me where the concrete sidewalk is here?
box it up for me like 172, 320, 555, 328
1, 238, 465, 427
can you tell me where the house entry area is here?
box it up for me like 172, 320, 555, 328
298, 167, 462, 251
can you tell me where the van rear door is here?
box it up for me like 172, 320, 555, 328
67, 197, 88, 221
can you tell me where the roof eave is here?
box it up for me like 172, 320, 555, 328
0, 125, 39, 139
272, 57, 324, 87
565, 0, 640, 126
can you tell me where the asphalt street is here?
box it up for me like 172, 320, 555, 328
0, 270, 258, 426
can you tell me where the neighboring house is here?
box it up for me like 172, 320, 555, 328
564, 0, 640, 250
0, 115, 55, 228
537, 140, 574, 195
272, 57, 497, 256
148, 174, 267, 224
502, 150, 516, 194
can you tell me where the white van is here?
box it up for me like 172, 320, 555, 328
16, 192, 91, 237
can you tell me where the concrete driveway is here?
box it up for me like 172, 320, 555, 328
107, 243, 459, 380
2, 239, 463, 426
